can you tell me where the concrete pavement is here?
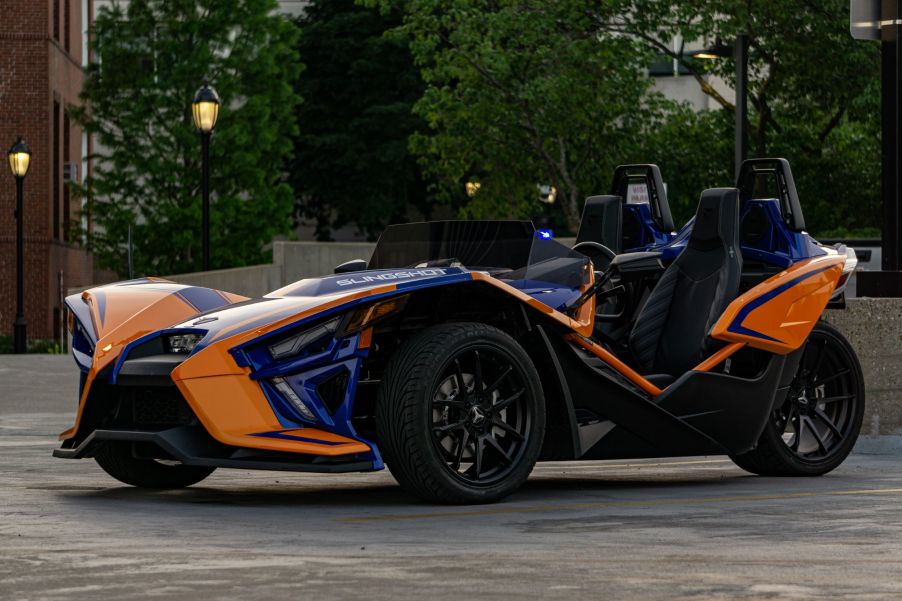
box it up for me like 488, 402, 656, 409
1, 356, 902, 600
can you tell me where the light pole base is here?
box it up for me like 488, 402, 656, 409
13, 317, 27, 354
857, 271, 902, 297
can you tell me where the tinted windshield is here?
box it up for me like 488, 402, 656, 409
369, 220, 589, 290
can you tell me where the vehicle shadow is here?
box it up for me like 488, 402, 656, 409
51, 469, 754, 511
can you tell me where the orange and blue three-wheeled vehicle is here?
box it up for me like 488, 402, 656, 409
56, 158, 864, 504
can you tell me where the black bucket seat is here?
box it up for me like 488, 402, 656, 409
628, 188, 742, 380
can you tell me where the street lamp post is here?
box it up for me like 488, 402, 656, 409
850, 0, 902, 296
8, 137, 31, 354
693, 35, 749, 179
192, 82, 220, 272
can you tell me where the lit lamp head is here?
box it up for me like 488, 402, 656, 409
192, 82, 221, 134
7, 137, 31, 179
691, 38, 733, 60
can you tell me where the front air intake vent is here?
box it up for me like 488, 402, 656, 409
316, 369, 350, 415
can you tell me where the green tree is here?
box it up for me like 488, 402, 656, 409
74, 0, 302, 276
606, 0, 881, 235
372, 0, 667, 233
292, 0, 431, 241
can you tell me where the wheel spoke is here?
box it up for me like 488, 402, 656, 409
779, 403, 796, 432
473, 351, 484, 393
433, 419, 467, 434
453, 359, 467, 398
813, 408, 844, 440
433, 397, 467, 409
473, 436, 485, 478
792, 415, 803, 451
451, 430, 469, 472
484, 434, 513, 465
818, 394, 854, 404
812, 369, 850, 388
485, 365, 513, 396
805, 416, 829, 454
494, 388, 525, 411
809, 339, 826, 378
492, 416, 524, 441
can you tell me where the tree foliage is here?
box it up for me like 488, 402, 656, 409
607, 0, 881, 236
75, 0, 302, 276
368, 0, 670, 232
379, 0, 880, 236
292, 0, 431, 241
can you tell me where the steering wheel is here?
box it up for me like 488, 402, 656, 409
572, 241, 617, 272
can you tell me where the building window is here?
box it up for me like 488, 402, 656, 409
53, 101, 61, 241
53, 0, 60, 41
63, 111, 71, 241
64, 0, 71, 52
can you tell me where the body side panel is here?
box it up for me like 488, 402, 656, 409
711, 255, 845, 354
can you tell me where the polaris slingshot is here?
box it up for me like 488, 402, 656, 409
56, 158, 864, 504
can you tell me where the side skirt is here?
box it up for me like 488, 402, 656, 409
545, 333, 726, 459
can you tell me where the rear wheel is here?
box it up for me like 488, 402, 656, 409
376, 322, 545, 504
95, 442, 215, 488
731, 321, 865, 476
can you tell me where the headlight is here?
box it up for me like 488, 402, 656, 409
269, 317, 340, 360
165, 333, 204, 354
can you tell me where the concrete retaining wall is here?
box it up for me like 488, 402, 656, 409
825, 299, 902, 437
275, 241, 375, 285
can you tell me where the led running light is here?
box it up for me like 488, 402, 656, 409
271, 377, 317, 421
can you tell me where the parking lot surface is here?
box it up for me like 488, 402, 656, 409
1, 356, 901, 600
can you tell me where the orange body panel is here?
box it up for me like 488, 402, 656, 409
61, 281, 248, 441
173, 372, 369, 456
711, 255, 845, 354
567, 334, 663, 396
568, 338, 746, 397
692, 342, 745, 372
470, 265, 595, 337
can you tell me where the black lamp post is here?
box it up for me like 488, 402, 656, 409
192, 82, 220, 272
851, 0, 902, 296
693, 34, 750, 179
8, 137, 31, 354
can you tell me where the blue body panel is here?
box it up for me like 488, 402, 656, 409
622, 203, 678, 252
643, 199, 826, 269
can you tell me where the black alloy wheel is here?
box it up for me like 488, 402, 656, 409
376, 322, 545, 504
430, 348, 531, 485
731, 321, 865, 476
775, 326, 861, 460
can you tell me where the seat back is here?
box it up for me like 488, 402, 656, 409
629, 188, 742, 378
575, 195, 623, 253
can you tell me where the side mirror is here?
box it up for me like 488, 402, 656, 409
334, 259, 368, 274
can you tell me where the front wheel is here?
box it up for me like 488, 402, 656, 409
95, 442, 215, 488
731, 321, 865, 476
376, 322, 545, 504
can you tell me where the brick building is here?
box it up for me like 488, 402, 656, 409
0, 0, 106, 343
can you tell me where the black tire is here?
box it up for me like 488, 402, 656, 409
95, 442, 215, 488
731, 321, 865, 476
376, 322, 545, 504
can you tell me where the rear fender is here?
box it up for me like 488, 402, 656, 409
711, 255, 845, 354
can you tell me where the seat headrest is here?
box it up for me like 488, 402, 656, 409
576, 195, 623, 253
689, 188, 740, 251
